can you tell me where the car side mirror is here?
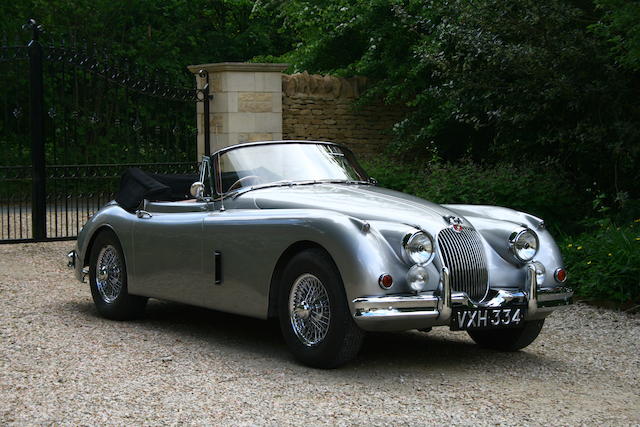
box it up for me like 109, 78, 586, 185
190, 181, 205, 199
369, 177, 378, 186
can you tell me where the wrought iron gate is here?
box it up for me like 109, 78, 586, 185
0, 20, 210, 243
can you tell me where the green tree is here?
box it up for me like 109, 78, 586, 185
592, 0, 640, 71
263, 0, 640, 204
1, 0, 295, 81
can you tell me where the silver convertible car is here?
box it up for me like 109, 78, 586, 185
68, 140, 572, 368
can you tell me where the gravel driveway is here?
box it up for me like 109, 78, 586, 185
1, 241, 639, 425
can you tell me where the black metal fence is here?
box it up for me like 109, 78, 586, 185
0, 20, 210, 243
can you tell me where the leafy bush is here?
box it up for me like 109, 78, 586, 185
363, 157, 585, 233
560, 219, 640, 305
361, 157, 420, 194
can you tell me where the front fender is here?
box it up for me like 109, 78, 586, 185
199, 209, 414, 318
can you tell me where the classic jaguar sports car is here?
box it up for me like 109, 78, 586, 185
68, 140, 572, 368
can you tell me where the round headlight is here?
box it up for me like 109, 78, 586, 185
509, 229, 539, 262
403, 231, 435, 265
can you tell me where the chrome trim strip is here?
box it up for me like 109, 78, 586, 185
353, 294, 439, 311
355, 309, 440, 321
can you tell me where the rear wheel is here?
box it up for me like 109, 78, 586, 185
89, 230, 147, 320
278, 249, 364, 369
467, 319, 545, 351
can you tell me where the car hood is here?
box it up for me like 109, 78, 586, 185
249, 184, 468, 231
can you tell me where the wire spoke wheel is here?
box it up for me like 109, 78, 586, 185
95, 245, 123, 303
289, 273, 331, 347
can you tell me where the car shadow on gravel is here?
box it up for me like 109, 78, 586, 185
355, 331, 554, 371
72, 299, 289, 359
69, 299, 561, 371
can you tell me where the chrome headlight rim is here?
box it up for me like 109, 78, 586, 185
402, 231, 435, 265
509, 228, 539, 262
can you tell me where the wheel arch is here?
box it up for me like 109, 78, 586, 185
82, 224, 119, 268
267, 240, 339, 318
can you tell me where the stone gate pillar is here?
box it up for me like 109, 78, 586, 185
187, 62, 289, 156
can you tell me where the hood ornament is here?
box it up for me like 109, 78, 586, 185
444, 215, 464, 232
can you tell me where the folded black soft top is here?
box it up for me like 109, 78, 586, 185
115, 168, 198, 211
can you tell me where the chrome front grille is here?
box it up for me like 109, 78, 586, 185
437, 227, 489, 302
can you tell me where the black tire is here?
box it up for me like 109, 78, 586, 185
467, 319, 545, 351
278, 248, 364, 369
89, 230, 147, 320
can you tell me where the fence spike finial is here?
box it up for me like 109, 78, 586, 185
22, 18, 43, 42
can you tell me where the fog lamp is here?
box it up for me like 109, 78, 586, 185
407, 264, 429, 292
532, 261, 545, 286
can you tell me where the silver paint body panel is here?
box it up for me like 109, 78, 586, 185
73, 145, 572, 332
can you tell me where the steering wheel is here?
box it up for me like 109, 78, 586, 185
228, 175, 264, 192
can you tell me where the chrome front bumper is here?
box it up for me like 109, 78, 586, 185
67, 250, 88, 282
67, 250, 77, 268
353, 265, 573, 331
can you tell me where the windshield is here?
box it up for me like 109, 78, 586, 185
215, 143, 369, 194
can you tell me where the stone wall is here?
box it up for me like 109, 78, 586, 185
282, 72, 405, 158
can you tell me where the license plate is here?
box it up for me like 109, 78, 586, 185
451, 307, 526, 331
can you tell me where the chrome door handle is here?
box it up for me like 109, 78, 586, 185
136, 210, 152, 218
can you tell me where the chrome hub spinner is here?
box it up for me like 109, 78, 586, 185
98, 266, 109, 282
293, 302, 312, 320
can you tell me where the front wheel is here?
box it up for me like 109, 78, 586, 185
467, 319, 545, 351
89, 230, 147, 320
278, 249, 364, 369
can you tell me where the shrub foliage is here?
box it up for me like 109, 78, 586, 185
561, 219, 640, 305
363, 158, 584, 234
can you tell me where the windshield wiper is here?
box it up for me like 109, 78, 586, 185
229, 178, 371, 199
229, 180, 295, 199
314, 179, 372, 185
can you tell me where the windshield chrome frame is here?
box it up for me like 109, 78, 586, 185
211, 140, 343, 157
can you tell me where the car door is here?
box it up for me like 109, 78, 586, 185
129, 204, 211, 306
